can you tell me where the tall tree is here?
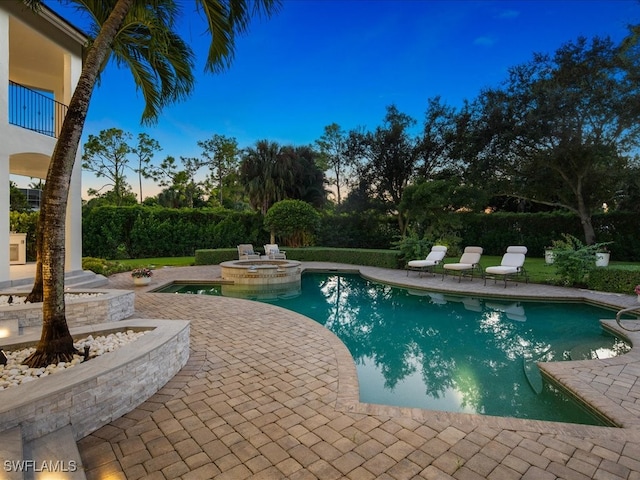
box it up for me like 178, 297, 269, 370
417, 96, 460, 178
240, 140, 292, 214
315, 123, 356, 205
132, 132, 161, 202
281, 145, 327, 208
360, 105, 421, 234
196, 134, 239, 205
23, 0, 280, 368
467, 35, 640, 244
82, 128, 134, 205
147, 155, 207, 207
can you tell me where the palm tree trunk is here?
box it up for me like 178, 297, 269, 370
24, 0, 135, 368
25, 222, 43, 303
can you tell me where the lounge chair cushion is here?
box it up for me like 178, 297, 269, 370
238, 244, 260, 259
485, 265, 519, 275
264, 244, 286, 259
485, 247, 527, 275
443, 246, 482, 271
407, 245, 447, 268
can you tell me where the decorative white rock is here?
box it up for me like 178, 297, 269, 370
0, 330, 147, 390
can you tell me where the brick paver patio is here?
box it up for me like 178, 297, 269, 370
79, 263, 640, 479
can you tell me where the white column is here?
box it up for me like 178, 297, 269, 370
64, 52, 84, 273
65, 156, 82, 272
0, 158, 9, 283
0, 9, 10, 283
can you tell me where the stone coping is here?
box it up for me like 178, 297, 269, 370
0, 319, 190, 441
538, 319, 640, 429
152, 263, 640, 432
0, 288, 135, 329
220, 259, 301, 268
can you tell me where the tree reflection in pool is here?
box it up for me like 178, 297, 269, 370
160, 273, 630, 425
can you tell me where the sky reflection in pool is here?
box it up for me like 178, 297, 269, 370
160, 273, 630, 425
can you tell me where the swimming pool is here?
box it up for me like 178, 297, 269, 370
157, 273, 630, 425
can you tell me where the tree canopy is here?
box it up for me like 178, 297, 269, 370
463, 35, 640, 243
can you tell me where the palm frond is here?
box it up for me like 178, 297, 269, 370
196, 0, 281, 73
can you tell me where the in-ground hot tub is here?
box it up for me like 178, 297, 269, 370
220, 259, 302, 286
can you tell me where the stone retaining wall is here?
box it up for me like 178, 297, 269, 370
0, 319, 190, 441
0, 289, 135, 329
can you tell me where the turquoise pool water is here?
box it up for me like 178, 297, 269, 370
158, 273, 630, 425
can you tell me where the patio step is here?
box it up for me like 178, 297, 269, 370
3, 271, 108, 291
22, 425, 86, 480
0, 426, 24, 480
63, 270, 108, 289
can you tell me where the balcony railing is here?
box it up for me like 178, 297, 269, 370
8, 80, 68, 138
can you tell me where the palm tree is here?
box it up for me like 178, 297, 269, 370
23, 0, 280, 368
241, 140, 284, 214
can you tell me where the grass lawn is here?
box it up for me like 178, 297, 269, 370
111, 254, 639, 287
115, 255, 562, 284
117, 257, 195, 268
480, 256, 557, 284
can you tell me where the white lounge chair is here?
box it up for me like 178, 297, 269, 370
484, 246, 528, 287
442, 246, 483, 282
237, 244, 260, 260
406, 245, 447, 277
264, 244, 286, 260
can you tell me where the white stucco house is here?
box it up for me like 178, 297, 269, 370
0, 2, 85, 288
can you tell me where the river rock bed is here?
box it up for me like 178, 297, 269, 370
0, 330, 147, 390
0, 292, 103, 307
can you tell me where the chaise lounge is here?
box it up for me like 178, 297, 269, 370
442, 246, 483, 282
237, 244, 260, 260
483, 246, 528, 287
264, 244, 286, 260
406, 245, 448, 277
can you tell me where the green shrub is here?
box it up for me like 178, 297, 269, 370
550, 234, 611, 287
83, 206, 266, 258
194, 248, 238, 265
392, 234, 432, 264
264, 200, 321, 247
587, 266, 640, 294
9, 211, 38, 261
317, 211, 400, 249
81, 257, 129, 276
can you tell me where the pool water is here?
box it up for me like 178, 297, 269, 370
159, 273, 631, 425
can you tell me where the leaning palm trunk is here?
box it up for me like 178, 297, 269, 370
23, 0, 135, 368
25, 237, 43, 303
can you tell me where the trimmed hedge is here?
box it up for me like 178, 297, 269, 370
83, 206, 639, 262
195, 247, 402, 269
194, 248, 238, 265
458, 211, 639, 260
587, 266, 640, 295
83, 206, 267, 259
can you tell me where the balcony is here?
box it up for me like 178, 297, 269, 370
8, 80, 68, 138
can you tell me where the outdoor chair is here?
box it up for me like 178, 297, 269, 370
406, 245, 447, 277
264, 244, 286, 260
483, 246, 528, 287
237, 244, 260, 260
442, 246, 483, 282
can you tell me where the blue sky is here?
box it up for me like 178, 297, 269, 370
39, 0, 640, 198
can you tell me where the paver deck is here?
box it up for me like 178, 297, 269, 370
78, 263, 640, 479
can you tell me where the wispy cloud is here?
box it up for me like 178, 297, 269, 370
474, 35, 498, 47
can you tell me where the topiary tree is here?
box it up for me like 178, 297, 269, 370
264, 200, 320, 247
